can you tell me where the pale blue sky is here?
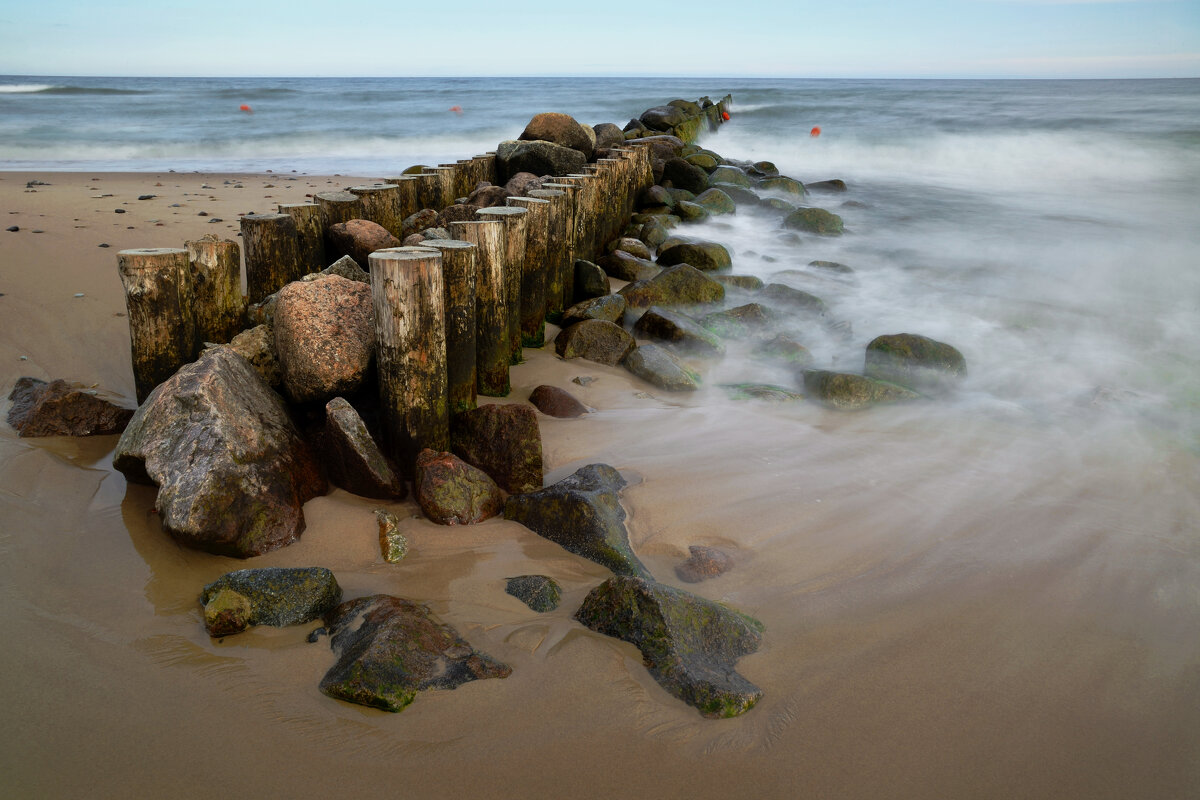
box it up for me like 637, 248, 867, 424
1, 0, 1196, 78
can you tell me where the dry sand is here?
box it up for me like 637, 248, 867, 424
2, 172, 1198, 799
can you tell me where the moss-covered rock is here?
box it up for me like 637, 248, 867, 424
573, 259, 609, 303
414, 449, 504, 525
376, 509, 408, 563
802, 369, 920, 410
701, 303, 772, 339
708, 166, 752, 188
200, 567, 342, 636
807, 179, 848, 193
450, 403, 543, 494
720, 383, 806, 402
684, 152, 719, 171
575, 576, 764, 718
691, 187, 736, 215
758, 175, 806, 197
505, 463, 650, 578
599, 250, 661, 282
555, 319, 637, 366
621, 344, 702, 392
656, 239, 732, 272
560, 294, 627, 328
762, 197, 800, 214
748, 160, 779, 177
619, 264, 725, 310
863, 333, 967, 395
675, 201, 710, 223
783, 207, 844, 235
710, 183, 760, 206
809, 259, 854, 274
661, 157, 710, 195
633, 307, 726, 357
760, 283, 830, 317
320, 594, 511, 712
639, 218, 670, 249
637, 184, 676, 211
712, 274, 765, 291
611, 237, 652, 261
754, 333, 814, 367
505, 575, 562, 612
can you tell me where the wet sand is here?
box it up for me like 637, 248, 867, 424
2, 172, 1198, 799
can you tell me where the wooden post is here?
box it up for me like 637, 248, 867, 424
421, 239, 478, 414
348, 183, 403, 238
526, 188, 568, 321
117, 248, 199, 404
381, 175, 421, 221
410, 172, 444, 213
185, 235, 244, 345
595, 158, 626, 249
474, 206, 527, 364
278, 202, 325, 274
473, 153, 497, 187
449, 220, 509, 397
505, 196, 550, 347
556, 174, 598, 264
423, 167, 457, 209
313, 190, 364, 229
368, 248, 448, 473
541, 182, 579, 311
241, 212, 303, 304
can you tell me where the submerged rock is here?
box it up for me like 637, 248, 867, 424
674, 545, 734, 583
864, 333, 967, 395
720, 383, 805, 402
450, 403, 542, 494
200, 567, 342, 637
753, 334, 814, 367
320, 594, 511, 712
323, 397, 405, 500
528, 384, 588, 418
633, 307, 725, 357
622, 344, 702, 392
504, 463, 649, 579
783, 207, 844, 235
575, 576, 764, 718
802, 369, 920, 411
701, 303, 772, 339
760, 283, 829, 317
655, 239, 732, 272
113, 347, 326, 558
6, 377, 133, 437
413, 448, 504, 525
505, 575, 562, 612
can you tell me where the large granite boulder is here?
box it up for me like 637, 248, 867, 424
273, 274, 373, 404
200, 567, 342, 637
413, 448, 504, 525
802, 369, 920, 410
864, 333, 967, 395
322, 397, 405, 500
783, 207, 844, 235
496, 139, 587, 183
113, 347, 327, 557
504, 463, 649, 578
325, 219, 400, 267
450, 403, 543, 494
625, 135, 686, 162
622, 344, 701, 392
592, 122, 626, 151
619, 264, 725, 310
632, 307, 725, 357
6, 377, 133, 437
519, 112, 594, 159
656, 239, 732, 272
575, 575, 764, 718
320, 594, 511, 712
555, 319, 637, 366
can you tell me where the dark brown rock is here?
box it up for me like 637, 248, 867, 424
7, 377, 133, 437
592, 123, 625, 151
436, 203, 479, 227
320, 594, 511, 712
325, 219, 400, 268
519, 112, 594, 159
495, 140, 587, 184
273, 275, 374, 404
599, 250, 661, 282
323, 397, 405, 500
625, 135, 686, 162
661, 157, 710, 195
413, 448, 503, 525
467, 184, 513, 207
450, 403, 543, 494
401, 208, 439, 239
640, 105, 688, 132
112, 347, 327, 557
573, 259, 609, 303
674, 545, 733, 583
555, 319, 637, 365
560, 294, 627, 328
632, 307, 725, 356
528, 385, 588, 418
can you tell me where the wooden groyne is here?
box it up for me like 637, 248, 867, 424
117, 95, 732, 471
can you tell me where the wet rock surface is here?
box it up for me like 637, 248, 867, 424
802, 369, 920, 410
505, 575, 562, 612
632, 307, 725, 356
200, 567, 342, 637
864, 333, 967, 395
575, 575, 764, 718
674, 545, 734, 583
555, 319, 637, 366
6, 377, 133, 437
414, 448, 504, 525
320, 594, 511, 713
322, 397, 405, 500
622, 344, 702, 391
528, 384, 588, 418
450, 403, 543, 494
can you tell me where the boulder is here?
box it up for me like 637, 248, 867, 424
555, 319, 637, 366
807, 179, 848, 193
450, 403, 542, 494
376, 508, 408, 563
674, 545, 733, 583
319, 254, 369, 283
504, 463, 649, 578
560, 294, 627, 328
200, 567, 341, 637
222, 325, 281, 386
619, 264, 725, 310
320, 595, 511, 712
864, 333, 967, 395
676, 201, 710, 223
721, 383, 806, 402
708, 166, 752, 188
6, 377, 133, 437
113, 348, 326, 557
273, 274, 374, 404
637, 184, 676, 211
783, 207, 844, 235
611, 237, 652, 261
692, 188, 737, 215
573, 259, 609, 303
802, 369, 920, 410
495, 139, 587, 184
758, 175, 806, 197
599, 250, 661, 282
325, 219, 400, 267
639, 218, 670, 250
468, 184, 513, 207
413, 448, 504, 525
401, 208, 439, 240
754, 333, 813, 367
640, 105, 688, 132
621, 344, 701, 392
760, 283, 829, 317
667, 98, 702, 116
322, 397, 405, 500
712, 274, 764, 290
528, 385, 588, 418
519, 112, 593, 159
684, 152, 719, 171
575, 575, 764, 718
748, 160, 779, 177
656, 240, 732, 272
436, 203, 479, 228
625, 135, 686, 162
762, 197, 800, 214
633, 307, 725, 356
505, 575, 562, 612
710, 183, 760, 206
592, 123, 625, 151
661, 157, 710, 195
700, 303, 771, 339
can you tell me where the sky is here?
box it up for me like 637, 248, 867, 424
0, 0, 1196, 79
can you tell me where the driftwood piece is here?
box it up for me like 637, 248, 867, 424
117, 248, 199, 403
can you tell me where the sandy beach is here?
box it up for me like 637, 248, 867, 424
2, 171, 1198, 799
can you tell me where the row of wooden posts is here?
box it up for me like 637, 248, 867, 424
117, 143, 656, 471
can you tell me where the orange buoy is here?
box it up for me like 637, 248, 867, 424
450, 105, 463, 114
239, 104, 252, 113
810, 126, 821, 137
721, 110, 730, 121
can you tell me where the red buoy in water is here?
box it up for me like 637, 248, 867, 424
450, 105, 463, 114
810, 126, 821, 137
239, 104, 252, 113
722, 110, 730, 121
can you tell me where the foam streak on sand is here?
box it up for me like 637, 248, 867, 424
2, 130, 1199, 799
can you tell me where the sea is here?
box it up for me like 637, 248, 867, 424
3, 75, 1200, 796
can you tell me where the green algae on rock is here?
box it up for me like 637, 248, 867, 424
200, 566, 343, 636
802, 369, 920, 411
864, 333, 967, 395
320, 594, 511, 713
575, 576, 764, 718
622, 344, 702, 392
375, 508, 409, 562
783, 207, 844, 235
505, 575, 562, 612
